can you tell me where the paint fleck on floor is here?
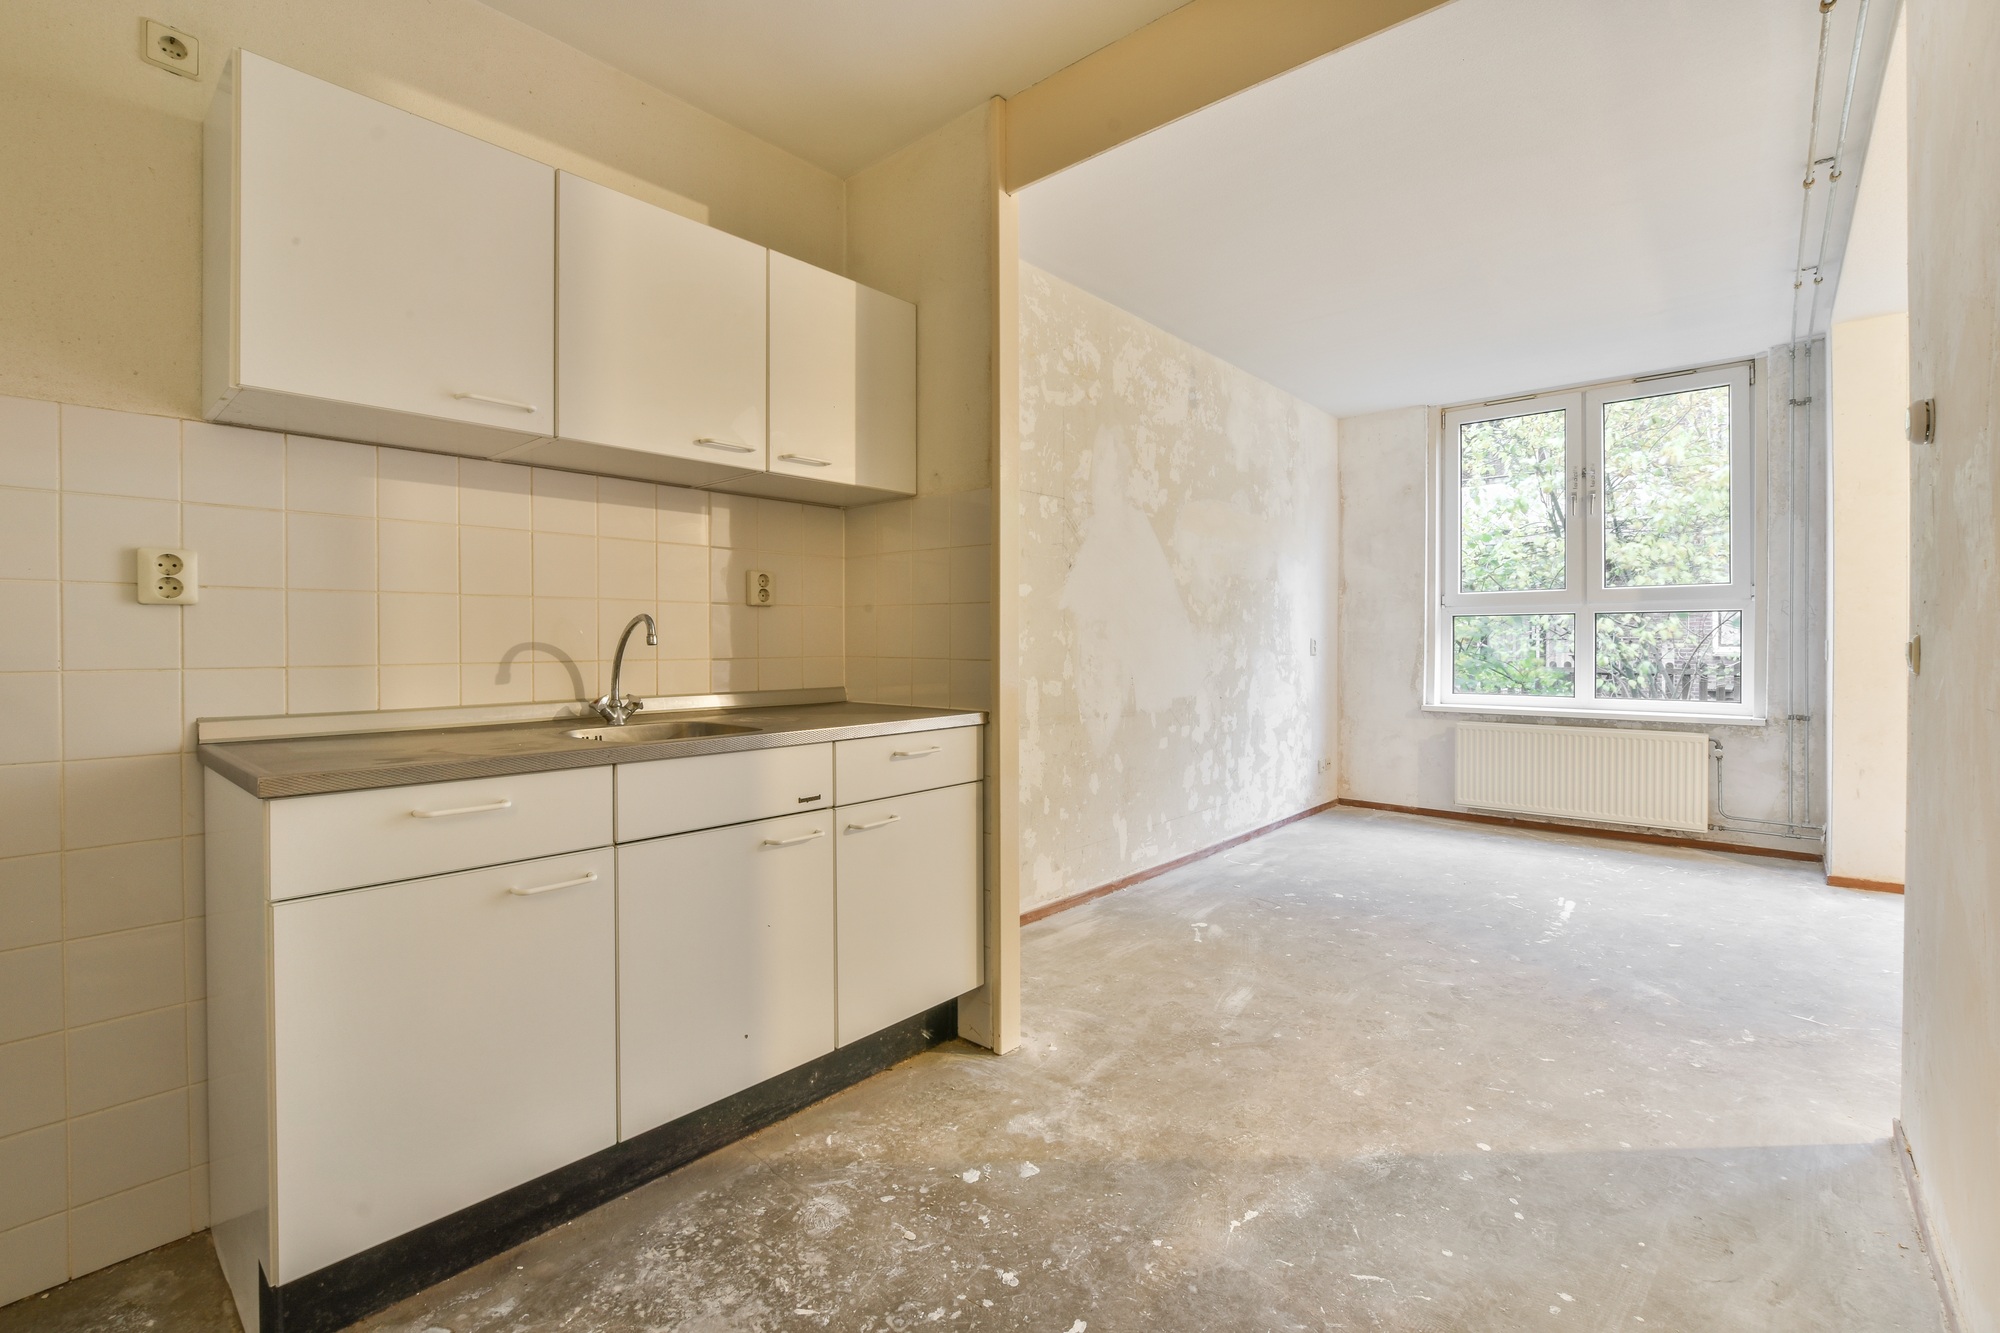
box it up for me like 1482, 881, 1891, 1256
0, 809, 1943, 1331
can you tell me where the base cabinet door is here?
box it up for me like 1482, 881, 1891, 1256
618, 812, 836, 1139
269, 848, 615, 1281
835, 783, 981, 1046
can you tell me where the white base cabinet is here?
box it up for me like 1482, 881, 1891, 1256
835, 784, 983, 1045
271, 849, 616, 1280
618, 812, 836, 1137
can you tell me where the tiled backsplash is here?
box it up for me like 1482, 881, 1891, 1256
844, 489, 993, 710
0, 393, 846, 1303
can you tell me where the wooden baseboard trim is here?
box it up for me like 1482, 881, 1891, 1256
1895, 1119, 1966, 1333
1336, 798, 1823, 863
1020, 799, 1340, 925
1826, 874, 1904, 894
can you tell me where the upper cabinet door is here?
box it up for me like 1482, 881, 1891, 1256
228, 53, 554, 440
854, 284, 917, 495
557, 172, 768, 470
769, 252, 859, 485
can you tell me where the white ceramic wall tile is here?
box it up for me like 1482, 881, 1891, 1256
287, 667, 377, 715
532, 598, 596, 668
654, 602, 708, 661
287, 512, 376, 591
67, 1172, 188, 1278
182, 422, 284, 509
182, 504, 284, 589
597, 539, 654, 601
950, 490, 993, 547
60, 408, 178, 501
596, 478, 655, 540
709, 605, 758, 659
461, 662, 533, 707
65, 1007, 186, 1118
0, 946, 64, 1045
61, 492, 180, 585
183, 588, 286, 670
949, 545, 990, 604
531, 468, 596, 534
378, 520, 457, 594
62, 670, 181, 760
802, 606, 843, 659
62, 755, 180, 851
459, 596, 531, 663
183, 670, 286, 739
457, 460, 533, 529
0, 1213, 68, 1309
758, 606, 803, 658
911, 605, 950, 660
656, 543, 708, 601
285, 437, 375, 517
63, 840, 182, 939
0, 396, 61, 491
286, 591, 377, 667
655, 486, 708, 545
910, 494, 951, 551
0, 766, 61, 860
532, 532, 596, 598
0, 1124, 67, 1231
376, 448, 458, 523
708, 493, 757, 550
0, 675, 61, 766
460, 527, 532, 596
63, 923, 182, 1030
380, 664, 460, 711
380, 594, 459, 665
61, 582, 178, 672
0, 1034, 66, 1139
67, 1089, 187, 1205
0, 582, 60, 672
0, 489, 60, 580
803, 657, 843, 689
0, 854, 63, 951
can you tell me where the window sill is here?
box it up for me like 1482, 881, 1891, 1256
1422, 701, 1767, 728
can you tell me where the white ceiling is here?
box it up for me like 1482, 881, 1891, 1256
476, 0, 1191, 176
1020, 0, 1825, 418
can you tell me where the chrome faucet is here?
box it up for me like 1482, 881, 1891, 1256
596, 613, 657, 725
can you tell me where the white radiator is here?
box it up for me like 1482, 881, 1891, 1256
1453, 722, 1710, 833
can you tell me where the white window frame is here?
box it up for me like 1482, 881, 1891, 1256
1428, 362, 1762, 723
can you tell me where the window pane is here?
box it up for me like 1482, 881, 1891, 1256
1459, 409, 1567, 592
1594, 611, 1743, 703
1452, 615, 1575, 697
1601, 386, 1732, 588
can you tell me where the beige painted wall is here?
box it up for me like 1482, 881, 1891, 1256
0, 397, 842, 1302
1827, 313, 1910, 886
1016, 264, 1338, 911
1, 1, 845, 420
1902, 0, 2000, 1323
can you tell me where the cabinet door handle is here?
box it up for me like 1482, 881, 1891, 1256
410, 798, 513, 819
452, 391, 538, 413
778, 453, 832, 467
694, 437, 756, 453
760, 829, 826, 847
506, 869, 598, 897
845, 814, 901, 833
890, 745, 942, 759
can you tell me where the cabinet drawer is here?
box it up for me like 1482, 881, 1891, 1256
835, 782, 981, 1046
618, 811, 836, 1137
268, 767, 611, 901
271, 848, 616, 1280
834, 726, 979, 806
616, 744, 831, 842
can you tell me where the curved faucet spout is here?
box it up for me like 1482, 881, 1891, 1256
595, 613, 658, 725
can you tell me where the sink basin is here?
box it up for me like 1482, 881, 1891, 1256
565, 720, 760, 744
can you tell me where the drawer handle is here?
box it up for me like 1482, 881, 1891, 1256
452, 391, 538, 413
506, 870, 598, 897
845, 814, 901, 833
694, 437, 756, 453
778, 453, 832, 467
410, 798, 513, 819
890, 745, 943, 759
760, 829, 826, 848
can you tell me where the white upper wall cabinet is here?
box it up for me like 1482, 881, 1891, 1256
539, 172, 768, 487
769, 252, 860, 486
204, 52, 555, 457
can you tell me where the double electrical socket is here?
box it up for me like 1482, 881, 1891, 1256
745, 569, 774, 607
136, 548, 200, 604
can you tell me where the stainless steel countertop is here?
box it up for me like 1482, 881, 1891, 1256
198, 702, 985, 799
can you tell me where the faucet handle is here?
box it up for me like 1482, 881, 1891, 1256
593, 692, 644, 725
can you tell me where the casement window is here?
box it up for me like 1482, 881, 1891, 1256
1431, 363, 1758, 720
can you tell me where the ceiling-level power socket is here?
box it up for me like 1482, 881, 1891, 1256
745, 569, 774, 607
142, 20, 200, 78
136, 548, 200, 604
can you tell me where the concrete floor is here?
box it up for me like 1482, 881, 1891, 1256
0, 808, 1943, 1331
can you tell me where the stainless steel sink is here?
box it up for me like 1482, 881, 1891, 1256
564, 720, 760, 744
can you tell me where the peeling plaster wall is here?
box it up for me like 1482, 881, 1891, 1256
1016, 265, 1338, 912
1901, 0, 2000, 1321
1337, 350, 1827, 858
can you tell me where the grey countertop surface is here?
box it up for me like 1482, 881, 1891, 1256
198, 701, 985, 799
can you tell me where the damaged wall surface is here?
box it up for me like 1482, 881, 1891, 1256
1337, 349, 1829, 857
1016, 264, 1338, 912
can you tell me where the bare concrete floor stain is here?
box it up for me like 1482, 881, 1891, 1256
1, 809, 1944, 1331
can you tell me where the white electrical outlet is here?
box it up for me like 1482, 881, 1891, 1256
745, 569, 774, 607
142, 20, 200, 78
136, 548, 199, 604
